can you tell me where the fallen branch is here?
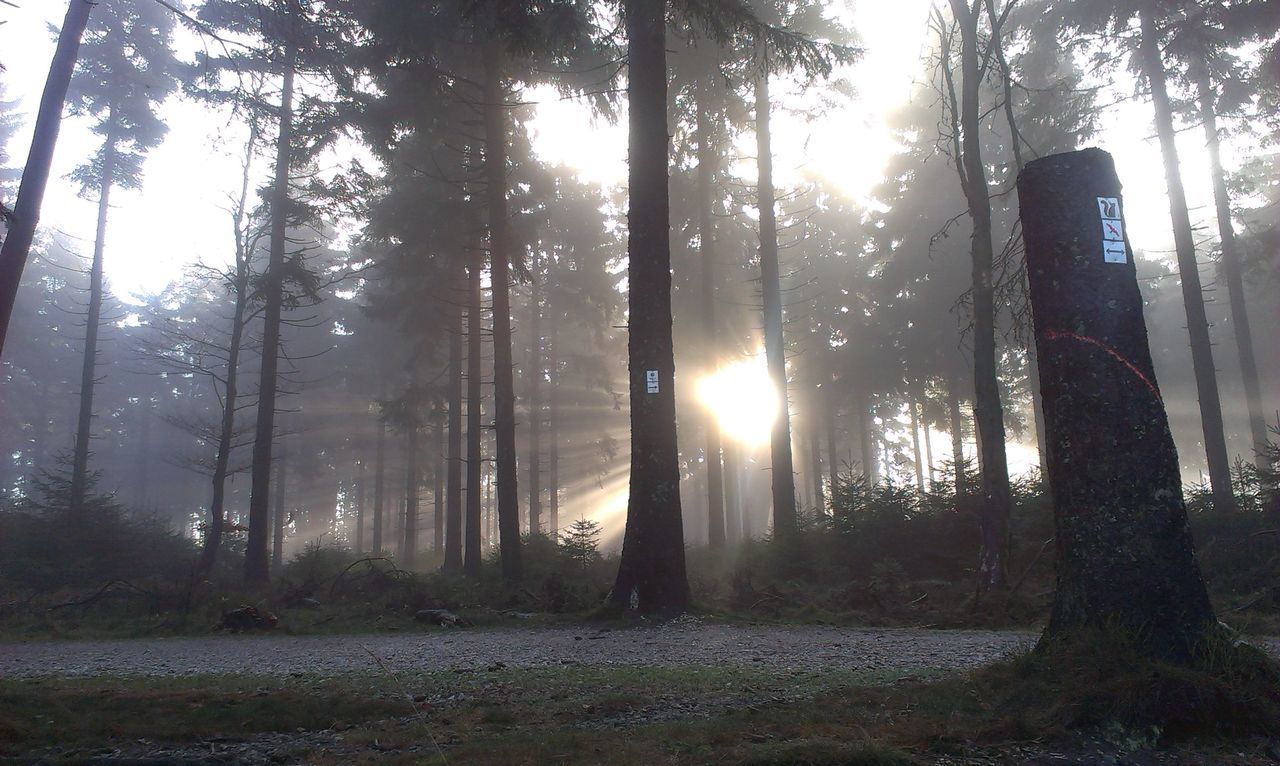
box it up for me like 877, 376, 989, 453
327, 557, 410, 601
48, 580, 151, 611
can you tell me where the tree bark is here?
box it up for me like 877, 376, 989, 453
403, 424, 418, 568
527, 249, 543, 535
947, 366, 968, 494
548, 319, 560, 536
245, 47, 295, 587
909, 389, 926, 493
69, 117, 116, 516
433, 419, 444, 557
949, 0, 1012, 588
0, 0, 94, 359
272, 440, 288, 572
695, 78, 726, 549
754, 62, 799, 540
723, 439, 742, 542
483, 44, 523, 581
372, 415, 385, 554
609, 0, 691, 615
464, 242, 484, 576
444, 259, 465, 572
1137, 8, 1235, 513
1018, 147, 1216, 662
1194, 62, 1270, 474
355, 458, 365, 553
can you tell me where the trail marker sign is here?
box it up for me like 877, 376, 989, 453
1097, 196, 1126, 263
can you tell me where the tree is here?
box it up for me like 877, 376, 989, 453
608, 0, 691, 614
65, 0, 181, 515
0, 0, 94, 359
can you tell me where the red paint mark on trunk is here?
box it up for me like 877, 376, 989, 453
1042, 329, 1161, 402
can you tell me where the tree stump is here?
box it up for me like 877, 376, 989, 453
1017, 148, 1216, 662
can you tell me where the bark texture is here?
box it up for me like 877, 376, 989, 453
1018, 147, 1216, 662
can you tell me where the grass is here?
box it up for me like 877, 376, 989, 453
3, 649, 1278, 765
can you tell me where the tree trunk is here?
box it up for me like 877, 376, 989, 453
1018, 147, 1216, 662
444, 260, 465, 572
0, 0, 94, 359
909, 390, 926, 493
272, 440, 288, 571
825, 369, 839, 493
723, 439, 742, 542
245, 48, 295, 587
482, 45, 523, 581
527, 249, 543, 535
950, 0, 1012, 588
355, 458, 365, 553
856, 389, 874, 482
1194, 63, 1270, 474
464, 242, 484, 576
754, 63, 799, 540
696, 78, 726, 549
433, 420, 444, 557
808, 390, 825, 510
609, 0, 691, 615
69, 120, 116, 516
947, 367, 968, 494
1137, 9, 1235, 513
373, 415, 385, 554
403, 424, 418, 569
548, 320, 560, 536
198, 251, 248, 575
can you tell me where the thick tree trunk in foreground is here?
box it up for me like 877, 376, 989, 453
483, 45, 522, 580
372, 416, 385, 554
1137, 9, 1234, 513
1194, 64, 1270, 474
609, 0, 690, 615
70, 126, 116, 516
444, 261, 465, 573
464, 245, 484, 576
1018, 147, 1216, 662
950, 0, 1012, 588
0, 0, 93, 359
695, 80, 726, 549
245, 50, 296, 587
754, 65, 799, 540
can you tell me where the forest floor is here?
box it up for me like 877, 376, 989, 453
2, 620, 1279, 764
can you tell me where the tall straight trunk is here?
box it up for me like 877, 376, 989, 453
69, 120, 116, 515
272, 440, 288, 571
1194, 62, 1270, 473
198, 255, 248, 574
754, 64, 798, 539
372, 416, 385, 554
245, 48, 295, 587
922, 396, 935, 487
909, 391, 926, 492
985, 0, 1048, 475
950, 0, 1012, 588
444, 263, 465, 571
696, 78, 726, 549
548, 320, 560, 535
807, 383, 825, 510
355, 458, 366, 553
609, 0, 691, 615
483, 45, 523, 580
947, 365, 968, 493
825, 370, 839, 493
856, 389, 874, 482
403, 425, 419, 568
723, 439, 742, 542
0, 0, 93, 359
1136, 9, 1234, 512
434, 420, 444, 556
527, 249, 543, 535
464, 245, 484, 576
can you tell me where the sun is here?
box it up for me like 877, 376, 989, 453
695, 356, 780, 448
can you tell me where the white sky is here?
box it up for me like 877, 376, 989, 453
0, 0, 1239, 299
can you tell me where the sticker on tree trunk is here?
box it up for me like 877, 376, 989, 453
646, 369, 659, 394
1096, 197, 1125, 263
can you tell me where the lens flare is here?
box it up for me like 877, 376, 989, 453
695, 356, 780, 447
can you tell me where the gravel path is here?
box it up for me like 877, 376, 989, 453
0, 623, 1041, 678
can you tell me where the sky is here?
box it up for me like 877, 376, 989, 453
0, 0, 1246, 303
